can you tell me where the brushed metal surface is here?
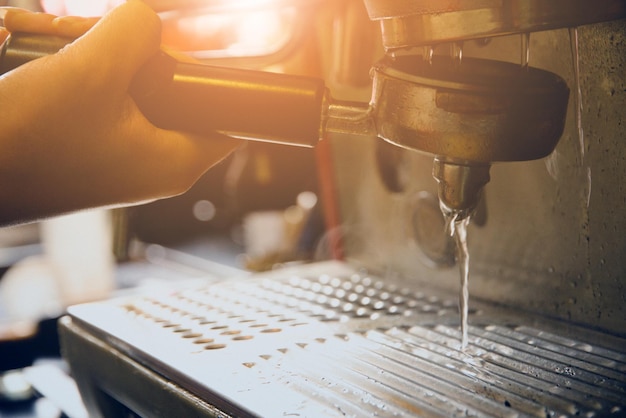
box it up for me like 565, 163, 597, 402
362, 0, 626, 49
65, 262, 626, 417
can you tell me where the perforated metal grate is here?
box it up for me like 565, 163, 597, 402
69, 262, 626, 417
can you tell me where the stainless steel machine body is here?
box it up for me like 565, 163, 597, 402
332, 16, 626, 336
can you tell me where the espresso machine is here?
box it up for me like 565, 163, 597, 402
3, 0, 625, 416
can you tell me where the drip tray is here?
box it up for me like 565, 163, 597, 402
61, 261, 626, 417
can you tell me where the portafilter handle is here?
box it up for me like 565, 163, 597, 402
0, 32, 331, 147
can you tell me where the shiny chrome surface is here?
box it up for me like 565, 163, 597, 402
0, 33, 328, 147
371, 55, 570, 163
323, 99, 376, 137
433, 159, 490, 216
369, 54, 569, 216
362, 0, 626, 49
0, 32, 66, 72
65, 262, 626, 417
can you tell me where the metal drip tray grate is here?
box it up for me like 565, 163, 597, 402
66, 261, 626, 417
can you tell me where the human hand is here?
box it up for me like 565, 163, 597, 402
0, 8, 11, 44
0, 0, 240, 226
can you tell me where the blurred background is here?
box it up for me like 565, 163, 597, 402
1, 1, 340, 415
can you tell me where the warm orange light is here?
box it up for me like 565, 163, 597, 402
41, 0, 124, 16
41, 0, 299, 59
160, 0, 298, 58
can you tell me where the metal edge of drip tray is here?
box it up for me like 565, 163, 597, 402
59, 261, 626, 418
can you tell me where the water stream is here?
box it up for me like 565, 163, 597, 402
443, 209, 472, 350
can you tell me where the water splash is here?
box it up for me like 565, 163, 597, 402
544, 151, 560, 181
569, 27, 585, 161
424, 45, 435, 65
569, 28, 593, 207
442, 207, 472, 350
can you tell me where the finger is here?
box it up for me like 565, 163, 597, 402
51, 16, 99, 38
70, 0, 162, 88
4, 9, 57, 34
3, 7, 99, 39
0, 7, 28, 27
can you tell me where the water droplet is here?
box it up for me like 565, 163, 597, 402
521, 32, 531, 70
586, 167, 592, 208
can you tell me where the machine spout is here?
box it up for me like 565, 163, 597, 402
433, 159, 490, 220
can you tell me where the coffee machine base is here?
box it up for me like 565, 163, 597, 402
59, 261, 626, 417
